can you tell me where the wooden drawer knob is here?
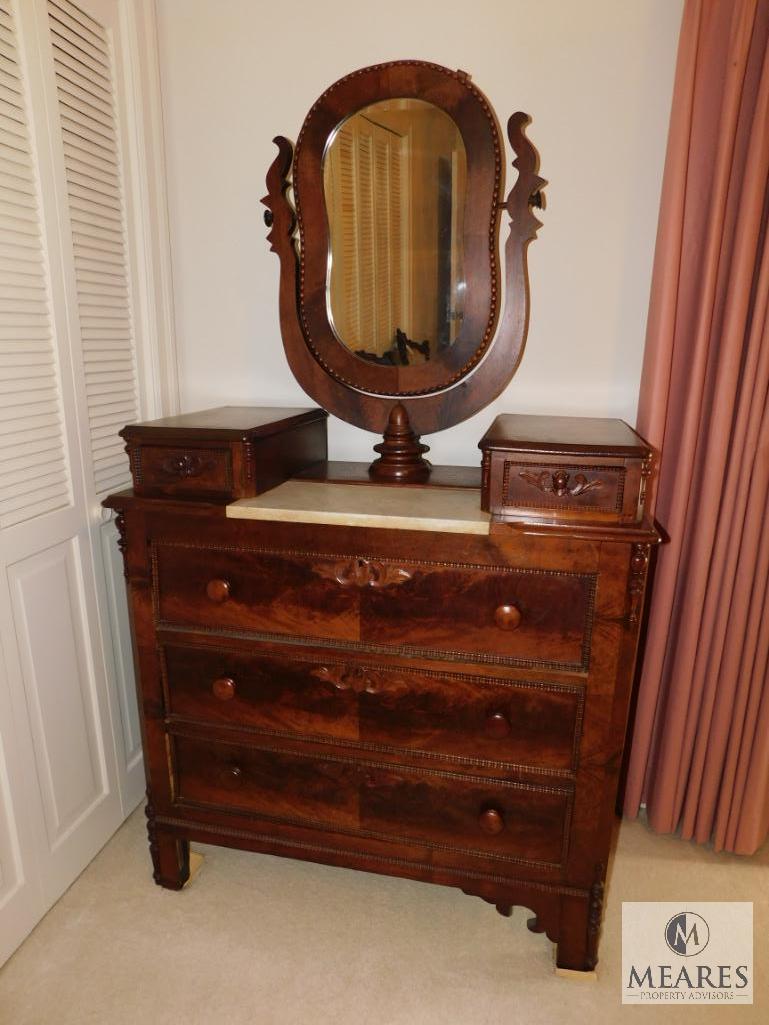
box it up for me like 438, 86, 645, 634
212, 676, 236, 701
479, 808, 505, 835
220, 765, 243, 788
162, 453, 203, 478
206, 578, 231, 603
494, 604, 521, 630
484, 712, 511, 739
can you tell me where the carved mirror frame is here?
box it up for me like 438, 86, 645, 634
263, 60, 545, 481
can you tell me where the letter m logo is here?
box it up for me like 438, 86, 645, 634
665, 913, 708, 956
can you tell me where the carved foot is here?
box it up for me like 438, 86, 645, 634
556, 939, 597, 972
495, 903, 513, 918
527, 915, 546, 934
554, 891, 601, 972
151, 833, 190, 890
145, 793, 190, 890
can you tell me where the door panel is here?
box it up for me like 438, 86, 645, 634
8, 540, 108, 846
0, 601, 47, 966
0, 671, 43, 966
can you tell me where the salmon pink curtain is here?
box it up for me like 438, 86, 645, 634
623, 0, 769, 855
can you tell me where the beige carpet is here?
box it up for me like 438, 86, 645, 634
0, 808, 766, 1025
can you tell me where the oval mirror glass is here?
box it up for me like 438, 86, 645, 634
323, 98, 467, 367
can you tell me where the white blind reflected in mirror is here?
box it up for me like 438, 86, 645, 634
323, 98, 466, 368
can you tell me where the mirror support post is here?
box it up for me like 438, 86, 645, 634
368, 404, 431, 483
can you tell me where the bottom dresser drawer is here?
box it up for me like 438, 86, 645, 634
172, 736, 571, 867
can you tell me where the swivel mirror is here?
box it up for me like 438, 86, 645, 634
263, 61, 545, 479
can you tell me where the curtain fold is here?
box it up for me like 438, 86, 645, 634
624, 0, 769, 855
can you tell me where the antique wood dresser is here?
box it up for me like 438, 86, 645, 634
105, 61, 659, 973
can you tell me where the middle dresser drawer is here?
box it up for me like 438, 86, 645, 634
161, 643, 585, 774
152, 543, 596, 672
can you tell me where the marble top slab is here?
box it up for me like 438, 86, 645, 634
227, 481, 490, 535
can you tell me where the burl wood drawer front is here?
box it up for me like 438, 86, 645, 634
501, 458, 626, 517
161, 644, 584, 773
360, 562, 593, 669
152, 543, 596, 671
154, 544, 359, 642
133, 445, 233, 497
172, 736, 570, 866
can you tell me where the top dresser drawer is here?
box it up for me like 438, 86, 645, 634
480, 414, 652, 526
152, 543, 596, 672
122, 406, 327, 501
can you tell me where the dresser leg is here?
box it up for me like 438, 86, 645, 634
555, 893, 600, 972
151, 833, 190, 890
145, 792, 190, 890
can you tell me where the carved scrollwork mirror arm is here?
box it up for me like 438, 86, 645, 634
495, 112, 547, 381
262, 136, 295, 254
262, 138, 306, 374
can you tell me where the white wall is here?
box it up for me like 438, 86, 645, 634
155, 0, 683, 466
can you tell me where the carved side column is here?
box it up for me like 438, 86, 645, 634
628, 543, 651, 624
107, 499, 191, 891
145, 785, 190, 890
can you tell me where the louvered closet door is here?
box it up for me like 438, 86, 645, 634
0, 0, 58, 956
0, 0, 155, 964
48, 0, 139, 493
42, 0, 145, 818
